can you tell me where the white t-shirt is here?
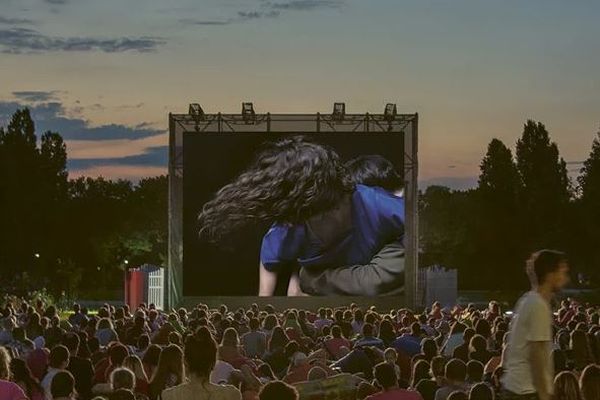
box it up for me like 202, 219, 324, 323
41, 367, 61, 400
502, 291, 554, 395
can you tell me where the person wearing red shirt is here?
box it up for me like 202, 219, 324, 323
366, 362, 423, 400
322, 325, 352, 360
283, 352, 313, 384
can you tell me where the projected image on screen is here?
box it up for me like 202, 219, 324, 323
183, 132, 405, 296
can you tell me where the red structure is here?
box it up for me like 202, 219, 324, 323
124, 269, 145, 311
124, 265, 165, 310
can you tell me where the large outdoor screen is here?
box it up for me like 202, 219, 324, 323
182, 132, 405, 296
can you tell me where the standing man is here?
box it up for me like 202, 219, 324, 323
501, 250, 570, 400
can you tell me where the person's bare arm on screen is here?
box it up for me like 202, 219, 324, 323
287, 272, 308, 296
259, 262, 277, 296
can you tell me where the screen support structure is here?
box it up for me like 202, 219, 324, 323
168, 111, 419, 309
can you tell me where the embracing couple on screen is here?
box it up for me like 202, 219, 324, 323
198, 136, 405, 296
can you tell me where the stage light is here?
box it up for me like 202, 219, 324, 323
124, 259, 129, 265
188, 103, 204, 119
332, 102, 345, 120
384, 103, 397, 120
34, 253, 40, 258
242, 102, 256, 123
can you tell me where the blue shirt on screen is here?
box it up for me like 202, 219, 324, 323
260, 184, 404, 272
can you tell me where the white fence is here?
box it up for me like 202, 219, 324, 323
147, 266, 165, 311
418, 265, 457, 308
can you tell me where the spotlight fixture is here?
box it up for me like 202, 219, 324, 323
384, 103, 397, 120
332, 102, 345, 121
242, 102, 256, 123
188, 103, 204, 119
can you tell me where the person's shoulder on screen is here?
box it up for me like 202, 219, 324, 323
353, 184, 404, 219
354, 183, 403, 201
260, 223, 306, 267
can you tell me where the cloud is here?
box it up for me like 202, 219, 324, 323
0, 99, 167, 180
0, 100, 162, 141
12, 90, 60, 102
0, 27, 166, 54
266, 0, 343, 11
238, 10, 281, 20
44, 0, 68, 4
0, 16, 34, 25
179, 18, 232, 26
180, 0, 343, 27
66, 135, 167, 160
68, 145, 167, 167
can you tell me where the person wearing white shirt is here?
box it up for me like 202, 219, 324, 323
501, 250, 570, 400
41, 345, 70, 400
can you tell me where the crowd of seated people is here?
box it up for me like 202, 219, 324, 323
0, 298, 599, 400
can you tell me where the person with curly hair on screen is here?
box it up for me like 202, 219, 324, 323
198, 136, 404, 296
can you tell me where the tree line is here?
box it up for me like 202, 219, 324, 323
420, 120, 600, 291
1, 109, 599, 297
0, 109, 166, 299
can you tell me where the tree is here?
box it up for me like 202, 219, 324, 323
0, 109, 63, 283
515, 120, 571, 249
419, 186, 479, 288
575, 131, 600, 284
474, 139, 527, 289
579, 131, 600, 205
479, 138, 521, 205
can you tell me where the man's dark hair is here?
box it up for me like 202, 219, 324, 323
249, 318, 260, 330
411, 322, 422, 336
373, 362, 398, 390
362, 323, 374, 337
331, 325, 342, 338
62, 333, 80, 353
528, 250, 568, 284
448, 391, 468, 400
259, 380, 299, 400
109, 344, 129, 366
469, 382, 494, 400
138, 334, 150, 349
50, 370, 75, 398
445, 359, 467, 382
466, 360, 484, 382
184, 327, 217, 378
87, 337, 100, 353
49, 345, 70, 368
111, 388, 136, 400
463, 328, 476, 342
345, 155, 403, 192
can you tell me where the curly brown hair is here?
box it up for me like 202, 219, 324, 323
198, 136, 353, 242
